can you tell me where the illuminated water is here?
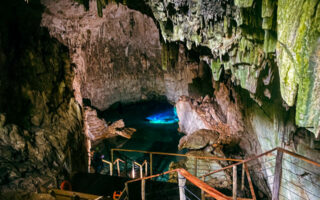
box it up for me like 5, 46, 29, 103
146, 107, 179, 124
99, 101, 186, 175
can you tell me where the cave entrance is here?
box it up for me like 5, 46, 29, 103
96, 100, 186, 175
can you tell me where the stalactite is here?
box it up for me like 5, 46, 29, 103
97, 0, 103, 17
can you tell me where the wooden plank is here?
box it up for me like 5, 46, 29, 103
233, 166, 237, 200
244, 164, 256, 200
50, 189, 102, 200
178, 172, 186, 200
272, 150, 283, 200
205, 195, 252, 200
141, 179, 145, 200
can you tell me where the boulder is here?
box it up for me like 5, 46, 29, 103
178, 129, 220, 150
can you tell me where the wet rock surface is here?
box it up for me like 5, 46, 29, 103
84, 106, 135, 141
176, 83, 245, 137
0, 1, 86, 196
142, 0, 320, 137
178, 129, 220, 150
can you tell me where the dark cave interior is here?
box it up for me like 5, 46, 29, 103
0, 0, 319, 200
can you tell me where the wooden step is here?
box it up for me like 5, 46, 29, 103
49, 189, 103, 200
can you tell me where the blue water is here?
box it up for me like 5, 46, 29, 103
99, 101, 186, 176
146, 107, 179, 124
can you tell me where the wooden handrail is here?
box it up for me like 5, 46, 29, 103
125, 168, 231, 200
201, 148, 278, 178
179, 168, 231, 200
127, 168, 179, 183
112, 147, 320, 200
200, 147, 320, 179
113, 158, 125, 165
102, 159, 113, 176
277, 147, 320, 167
111, 148, 242, 162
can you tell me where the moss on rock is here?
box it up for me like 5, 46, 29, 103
277, 0, 320, 136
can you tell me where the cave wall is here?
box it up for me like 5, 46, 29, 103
41, 0, 204, 111
0, 0, 87, 196
144, 0, 320, 137
140, 0, 320, 198
0, 0, 318, 198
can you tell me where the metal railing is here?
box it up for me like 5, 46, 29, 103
110, 148, 242, 178
200, 147, 320, 200
121, 168, 232, 200
99, 147, 319, 200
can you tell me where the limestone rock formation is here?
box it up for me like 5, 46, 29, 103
169, 150, 233, 190
142, 0, 320, 137
0, 1, 86, 195
178, 129, 220, 150
176, 128, 234, 189
41, 0, 199, 110
176, 83, 245, 138
84, 106, 135, 141
1, 0, 319, 199
185, 151, 232, 189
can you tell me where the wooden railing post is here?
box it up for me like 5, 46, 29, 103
141, 179, 145, 200
110, 165, 113, 176
144, 161, 148, 177
102, 160, 113, 176
125, 183, 129, 199
111, 149, 114, 164
244, 163, 256, 200
132, 161, 135, 179
125, 157, 128, 178
241, 164, 245, 191
195, 158, 198, 177
233, 165, 237, 200
178, 172, 186, 200
272, 150, 283, 200
140, 165, 143, 178
201, 176, 205, 200
117, 160, 121, 176
150, 153, 153, 176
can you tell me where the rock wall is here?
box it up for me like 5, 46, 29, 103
176, 81, 260, 156
41, 0, 204, 111
0, 1, 87, 197
130, 0, 320, 198
144, 0, 320, 137
175, 78, 320, 198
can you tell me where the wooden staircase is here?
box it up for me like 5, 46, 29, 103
48, 147, 320, 200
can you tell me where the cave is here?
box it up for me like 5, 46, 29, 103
0, 0, 320, 200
